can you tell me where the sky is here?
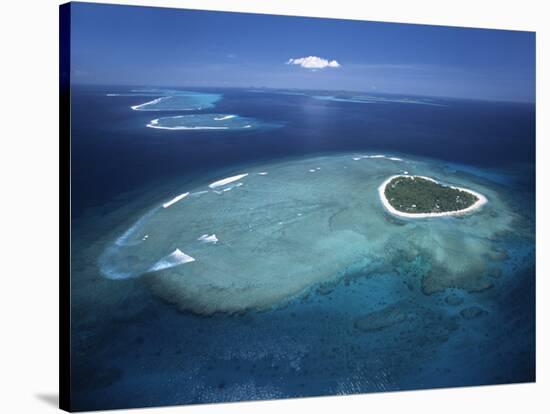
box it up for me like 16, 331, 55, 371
69, 2, 536, 102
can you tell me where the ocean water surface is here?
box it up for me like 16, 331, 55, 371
70, 85, 535, 411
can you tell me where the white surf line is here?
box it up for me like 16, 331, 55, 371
198, 234, 218, 244
214, 115, 236, 121
149, 126, 230, 130
146, 119, 230, 130
378, 174, 487, 218
162, 192, 189, 208
257, 172, 268, 175
131, 97, 167, 111
148, 249, 195, 272
353, 154, 403, 161
209, 173, 248, 189
115, 207, 160, 246
367, 155, 403, 161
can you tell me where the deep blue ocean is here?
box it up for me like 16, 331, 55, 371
70, 85, 535, 411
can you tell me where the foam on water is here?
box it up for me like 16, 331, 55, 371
198, 234, 218, 244
149, 249, 196, 272
107, 92, 167, 97
98, 154, 524, 314
209, 173, 248, 189
114, 207, 161, 247
162, 192, 189, 208
146, 114, 276, 131
131, 97, 165, 110
353, 154, 403, 162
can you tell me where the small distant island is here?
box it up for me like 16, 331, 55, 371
378, 175, 487, 218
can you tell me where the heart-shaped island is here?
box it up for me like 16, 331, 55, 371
379, 175, 487, 218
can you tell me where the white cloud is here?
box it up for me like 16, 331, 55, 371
286, 56, 341, 70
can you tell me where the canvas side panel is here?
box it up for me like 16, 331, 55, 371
59, 2, 71, 412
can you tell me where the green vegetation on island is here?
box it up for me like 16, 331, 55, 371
384, 176, 478, 214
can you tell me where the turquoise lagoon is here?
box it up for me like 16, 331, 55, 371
98, 153, 527, 315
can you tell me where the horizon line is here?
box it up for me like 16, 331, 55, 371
70, 81, 536, 105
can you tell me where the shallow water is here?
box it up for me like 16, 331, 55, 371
98, 154, 520, 314
70, 86, 535, 411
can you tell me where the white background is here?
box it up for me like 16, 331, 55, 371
0, 0, 547, 412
